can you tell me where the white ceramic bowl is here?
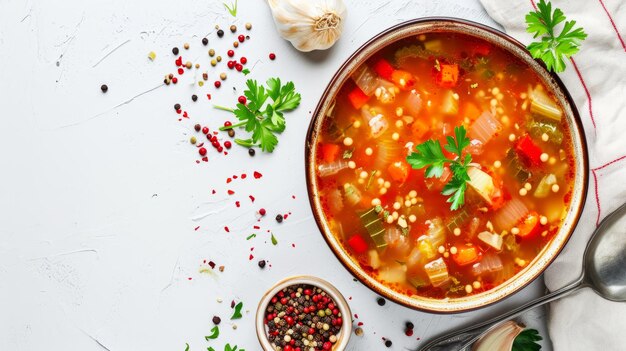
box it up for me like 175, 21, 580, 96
255, 276, 352, 351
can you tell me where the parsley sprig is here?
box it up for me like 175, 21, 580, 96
525, 0, 587, 73
223, 0, 237, 17
512, 328, 542, 351
217, 78, 301, 152
406, 126, 472, 210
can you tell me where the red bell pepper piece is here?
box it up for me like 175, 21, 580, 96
347, 234, 369, 255
516, 134, 543, 166
347, 86, 370, 109
372, 58, 395, 80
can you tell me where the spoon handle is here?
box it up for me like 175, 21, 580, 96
418, 277, 586, 351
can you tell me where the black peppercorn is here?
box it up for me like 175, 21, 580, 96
276, 214, 283, 223
202, 37, 208, 46
172, 47, 179, 55
406, 321, 414, 330
100, 84, 108, 93
248, 148, 255, 156
174, 103, 181, 111
217, 29, 224, 38
230, 25, 237, 33
385, 339, 392, 347
377, 297, 386, 306
227, 129, 235, 138
194, 124, 201, 132
191, 94, 198, 102
212, 316, 221, 325
258, 260, 266, 269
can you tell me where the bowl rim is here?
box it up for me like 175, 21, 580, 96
255, 275, 353, 350
304, 17, 589, 313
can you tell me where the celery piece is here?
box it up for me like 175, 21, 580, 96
506, 149, 532, 183
534, 174, 556, 198
424, 258, 449, 287
530, 86, 563, 121
527, 118, 563, 144
359, 207, 387, 249
446, 209, 469, 233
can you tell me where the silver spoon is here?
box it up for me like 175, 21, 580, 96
419, 202, 626, 351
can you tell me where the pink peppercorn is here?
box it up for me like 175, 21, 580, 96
235, 64, 243, 72
238, 35, 245, 42
214, 81, 221, 88
259, 208, 266, 216
198, 147, 207, 156
227, 50, 234, 57
269, 53, 276, 60
227, 61, 235, 69
202, 126, 209, 134
224, 141, 232, 149
238, 96, 247, 104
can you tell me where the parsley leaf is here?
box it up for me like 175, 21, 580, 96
205, 326, 219, 340
512, 329, 542, 351
406, 125, 472, 210
231, 302, 243, 319
223, 0, 237, 17
216, 78, 301, 152
525, 0, 586, 72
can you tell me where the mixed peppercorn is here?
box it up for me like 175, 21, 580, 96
265, 284, 343, 351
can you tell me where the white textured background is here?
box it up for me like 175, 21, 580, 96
0, 0, 551, 350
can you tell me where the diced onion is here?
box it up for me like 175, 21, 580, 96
470, 111, 502, 145
471, 254, 504, 276
493, 198, 528, 230
478, 231, 503, 251
317, 160, 349, 177
352, 65, 379, 96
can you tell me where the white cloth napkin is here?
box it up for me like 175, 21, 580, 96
477, 0, 626, 349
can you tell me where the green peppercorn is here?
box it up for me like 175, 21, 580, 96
190, 136, 197, 144
209, 49, 215, 57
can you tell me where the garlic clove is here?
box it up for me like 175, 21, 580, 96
267, 0, 347, 52
472, 320, 525, 351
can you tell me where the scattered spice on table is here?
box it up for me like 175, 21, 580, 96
100, 84, 108, 93
377, 297, 386, 306
264, 284, 342, 351
405, 321, 414, 337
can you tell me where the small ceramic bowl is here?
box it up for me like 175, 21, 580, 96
256, 276, 352, 351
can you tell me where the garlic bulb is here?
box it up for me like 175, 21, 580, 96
472, 320, 524, 351
267, 0, 347, 52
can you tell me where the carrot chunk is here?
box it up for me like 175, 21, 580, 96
517, 211, 540, 239
321, 143, 341, 163
436, 63, 459, 88
388, 161, 410, 183
452, 246, 480, 266
347, 86, 370, 109
347, 234, 369, 255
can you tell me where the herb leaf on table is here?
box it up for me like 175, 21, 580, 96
512, 328, 543, 351
217, 78, 301, 152
525, 0, 587, 72
231, 301, 243, 319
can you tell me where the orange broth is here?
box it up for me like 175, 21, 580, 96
314, 32, 575, 299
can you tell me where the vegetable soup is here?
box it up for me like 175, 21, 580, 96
314, 32, 575, 299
